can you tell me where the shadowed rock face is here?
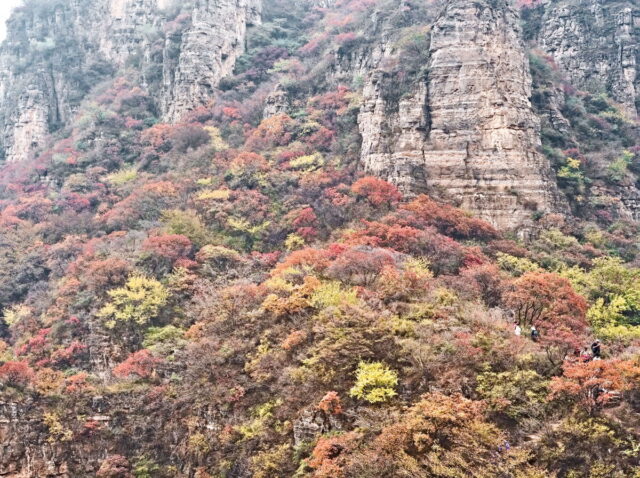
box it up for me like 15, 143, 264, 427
536, 0, 640, 118
360, 0, 567, 231
0, 0, 261, 163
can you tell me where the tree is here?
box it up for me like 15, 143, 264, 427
351, 177, 402, 208
327, 247, 396, 286
141, 234, 193, 275
0, 361, 34, 388
504, 272, 588, 362
341, 393, 540, 477
349, 361, 398, 403
98, 275, 169, 331
549, 359, 640, 415
113, 349, 162, 379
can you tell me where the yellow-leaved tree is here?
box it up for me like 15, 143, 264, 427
98, 275, 168, 332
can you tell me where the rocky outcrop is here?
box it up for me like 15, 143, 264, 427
0, 0, 261, 162
360, 0, 566, 230
535, 0, 640, 118
162, 0, 261, 122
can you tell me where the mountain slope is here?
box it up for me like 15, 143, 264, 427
0, 0, 640, 477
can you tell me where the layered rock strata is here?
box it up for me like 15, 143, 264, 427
0, 0, 261, 162
536, 0, 640, 118
360, 0, 566, 229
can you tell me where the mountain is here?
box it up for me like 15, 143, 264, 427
0, 0, 640, 476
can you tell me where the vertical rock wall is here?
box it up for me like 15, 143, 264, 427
360, 0, 566, 230
162, 0, 261, 122
536, 0, 640, 118
0, 0, 261, 163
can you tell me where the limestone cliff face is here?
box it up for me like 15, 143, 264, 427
162, 0, 261, 122
535, 0, 640, 118
359, 0, 566, 230
0, 0, 261, 163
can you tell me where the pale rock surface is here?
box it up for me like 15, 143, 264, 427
359, 0, 566, 230
0, 0, 261, 162
536, 0, 640, 118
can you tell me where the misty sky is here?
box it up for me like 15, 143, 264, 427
0, 1, 23, 41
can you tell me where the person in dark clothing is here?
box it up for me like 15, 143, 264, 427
591, 340, 601, 358
531, 325, 540, 342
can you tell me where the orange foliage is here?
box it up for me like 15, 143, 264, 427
113, 350, 161, 379
550, 359, 640, 414
351, 177, 402, 208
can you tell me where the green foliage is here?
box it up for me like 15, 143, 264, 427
607, 150, 634, 183
349, 361, 398, 404
142, 325, 186, 357
98, 275, 168, 330
476, 369, 549, 421
162, 209, 212, 248
133, 456, 160, 478
496, 252, 540, 277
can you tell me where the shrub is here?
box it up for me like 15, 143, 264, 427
0, 361, 34, 387
113, 349, 161, 379
349, 361, 398, 403
98, 275, 169, 330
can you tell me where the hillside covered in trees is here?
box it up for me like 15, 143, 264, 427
2, 0, 640, 477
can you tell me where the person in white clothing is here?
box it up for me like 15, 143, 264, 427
514, 324, 522, 336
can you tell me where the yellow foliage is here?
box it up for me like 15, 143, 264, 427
284, 233, 305, 251
196, 189, 230, 201
310, 281, 358, 308
496, 253, 540, 277
3, 304, 31, 327
289, 152, 324, 171
349, 361, 398, 403
98, 275, 169, 329
43, 412, 73, 443
106, 167, 138, 186
204, 126, 229, 151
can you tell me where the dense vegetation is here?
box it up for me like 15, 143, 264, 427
1, 0, 640, 477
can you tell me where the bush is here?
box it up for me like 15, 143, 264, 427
98, 275, 169, 330
349, 361, 398, 403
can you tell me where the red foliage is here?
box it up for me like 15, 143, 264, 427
505, 272, 589, 360
0, 361, 34, 387
142, 234, 193, 262
401, 195, 498, 240
230, 151, 270, 174
327, 247, 396, 286
307, 432, 361, 478
113, 350, 162, 379
351, 177, 402, 208
550, 359, 640, 414
317, 391, 343, 415
51, 341, 88, 366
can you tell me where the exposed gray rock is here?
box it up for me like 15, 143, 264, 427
0, 0, 261, 162
359, 0, 567, 230
536, 0, 640, 118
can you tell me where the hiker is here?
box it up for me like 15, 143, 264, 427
581, 348, 592, 363
591, 340, 601, 358
531, 325, 540, 342
514, 323, 521, 336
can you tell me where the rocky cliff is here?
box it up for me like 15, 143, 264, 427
0, 0, 261, 163
359, 0, 566, 230
535, 0, 640, 118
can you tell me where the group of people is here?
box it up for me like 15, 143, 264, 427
514, 323, 604, 361
577, 340, 602, 362
513, 323, 540, 342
